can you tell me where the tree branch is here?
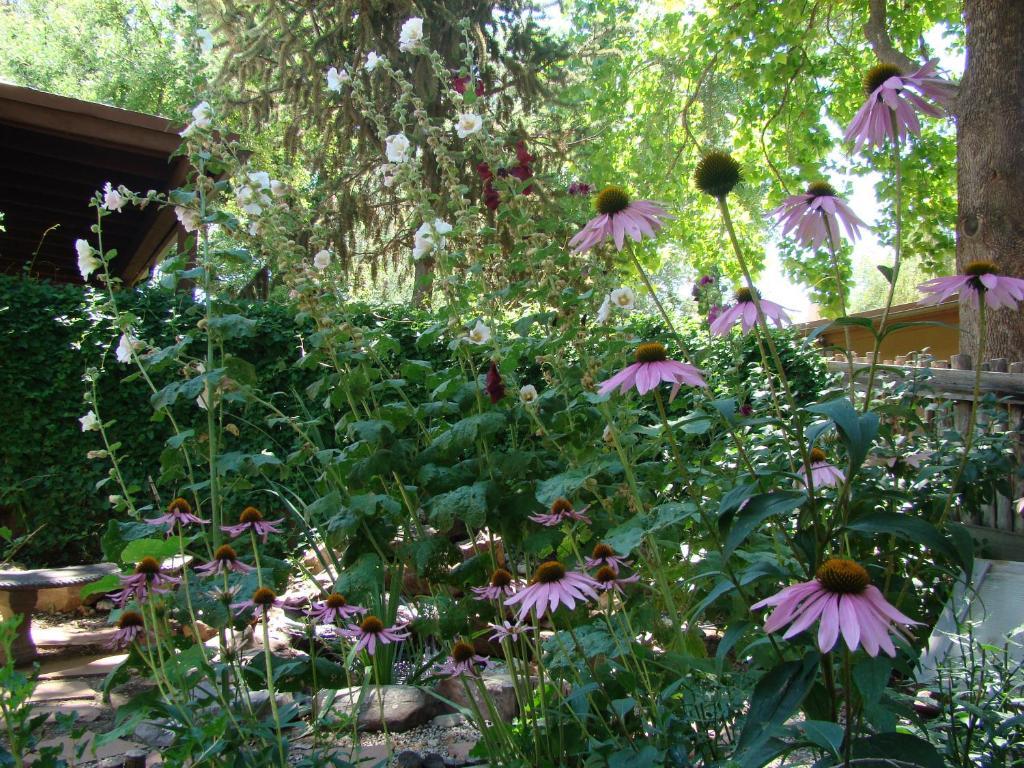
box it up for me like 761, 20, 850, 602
863, 0, 916, 71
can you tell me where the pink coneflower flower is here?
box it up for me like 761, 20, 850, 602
341, 615, 410, 656
194, 544, 255, 577
529, 498, 592, 527
844, 59, 956, 152
108, 611, 146, 649
222, 506, 284, 543
484, 361, 505, 404
145, 497, 209, 533
593, 565, 641, 595
597, 342, 707, 402
110, 557, 181, 607
917, 260, 1024, 310
707, 304, 723, 326
710, 288, 792, 336
232, 586, 282, 617
769, 182, 868, 250
471, 568, 517, 600
307, 593, 366, 625
440, 640, 489, 677
487, 620, 534, 642
504, 561, 600, 622
569, 186, 671, 253
584, 543, 632, 575
804, 447, 845, 488
752, 558, 921, 656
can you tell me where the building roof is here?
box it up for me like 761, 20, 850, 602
0, 83, 187, 284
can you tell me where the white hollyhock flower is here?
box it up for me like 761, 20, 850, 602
398, 17, 424, 52
248, 171, 272, 190
412, 219, 452, 260
610, 287, 636, 310
175, 206, 200, 232
115, 333, 142, 364
313, 249, 332, 270
197, 28, 214, 54
270, 180, 286, 197
467, 320, 491, 345
365, 51, 384, 71
102, 182, 126, 212
455, 113, 483, 139
192, 101, 212, 129
385, 133, 412, 163
519, 385, 538, 405
76, 239, 101, 278
326, 66, 350, 92
596, 296, 612, 325
79, 410, 101, 432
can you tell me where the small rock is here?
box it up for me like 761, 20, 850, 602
395, 750, 424, 768
134, 720, 175, 749
422, 753, 445, 768
317, 685, 438, 732
95, 599, 114, 611
181, 620, 218, 642
431, 713, 466, 728
435, 670, 518, 723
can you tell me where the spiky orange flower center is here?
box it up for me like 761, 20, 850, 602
809, 447, 828, 464
489, 568, 513, 588
533, 561, 566, 584
693, 151, 742, 198
252, 587, 277, 606
635, 342, 667, 363
325, 593, 348, 609
806, 181, 837, 198
735, 287, 759, 303
595, 566, 617, 583
591, 543, 615, 559
214, 545, 238, 561
550, 498, 574, 515
135, 557, 161, 575
816, 558, 870, 594
864, 64, 903, 96
117, 611, 145, 629
168, 497, 192, 515
452, 641, 476, 663
239, 506, 264, 524
964, 260, 998, 277
360, 615, 384, 634
595, 186, 631, 215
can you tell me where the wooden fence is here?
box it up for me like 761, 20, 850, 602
827, 353, 1024, 555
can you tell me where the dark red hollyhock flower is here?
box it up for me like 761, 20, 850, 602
568, 182, 593, 196
476, 162, 494, 182
477, 163, 501, 210
514, 141, 534, 166
484, 362, 505, 404
509, 141, 534, 194
453, 75, 486, 96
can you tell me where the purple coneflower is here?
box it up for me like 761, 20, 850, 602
710, 288, 792, 337
568, 186, 671, 254
232, 586, 282, 617
584, 543, 631, 575
597, 342, 707, 402
844, 59, 956, 152
307, 593, 366, 625
471, 568, 517, 600
145, 497, 209, 533
194, 544, 255, 577
110, 557, 181, 607
487, 620, 534, 642
804, 447, 845, 488
222, 506, 284, 543
504, 561, 600, 622
341, 615, 410, 656
769, 182, 867, 250
918, 261, 1024, 310
108, 611, 146, 649
593, 565, 641, 595
752, 558, 921, 657
529, 498, 592, 527
441, 640, 489, 677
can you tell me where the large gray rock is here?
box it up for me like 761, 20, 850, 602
433, 671, 518, 723
318, 685, 438, 732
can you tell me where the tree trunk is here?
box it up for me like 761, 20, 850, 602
956, 0, 1024, 361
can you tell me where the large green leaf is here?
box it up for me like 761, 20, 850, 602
806, 398, 878, 473
734, 652, 819, 761
723, 491, 807, 559
845, 512, 959, 563
427, 481, 491, 531
847, 733, 944, 768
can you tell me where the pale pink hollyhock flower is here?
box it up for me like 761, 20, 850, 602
145, 497, 208, 532
710, 288, 791, 336
440, 640, 489, 677
504, 561, 600, 622
471, 568, 518, 600
769, 182, 867, 250
194, 544, 255, 577
307, 593, 366, 625
529, 498, 592, 527
804, 447, 845, 488
844, 59, 956, 152
569, 186, 671, 253
110, 557, 181, 607
487, 620, 533, 642
593, 565, 641, 594
221, 506, 284, 543
232, 586, 282, 617
597, 342, 707, 402
918, 260, 1024, 311
752, 558, 921, 656
341, 615, 409, 655
103, 182, 126, 212
584, 543, 632, 575
108, 611, 146, 649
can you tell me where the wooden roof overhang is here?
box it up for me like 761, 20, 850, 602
0, 83, 188, 285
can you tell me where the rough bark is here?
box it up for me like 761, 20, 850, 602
956, 0, 1024, 361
